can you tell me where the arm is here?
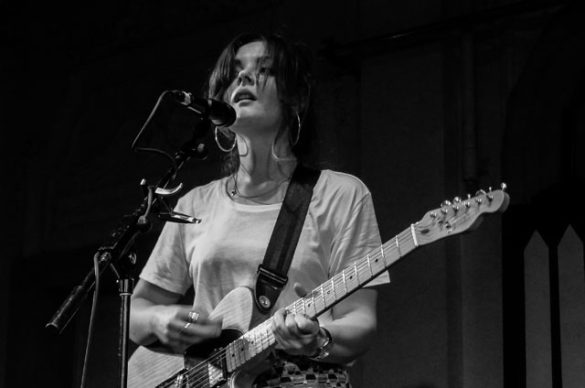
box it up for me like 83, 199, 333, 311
130, 279, 221, 353
272, 286, 378, 364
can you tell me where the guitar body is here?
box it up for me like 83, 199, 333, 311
128, 287, 271, 388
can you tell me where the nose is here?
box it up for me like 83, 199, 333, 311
236, 68, 255, 86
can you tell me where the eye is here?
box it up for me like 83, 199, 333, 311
257, 66, 273, 77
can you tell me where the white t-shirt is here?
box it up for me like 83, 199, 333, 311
140, 169, 390, 323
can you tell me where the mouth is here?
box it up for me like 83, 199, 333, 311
233, 90, 257, 104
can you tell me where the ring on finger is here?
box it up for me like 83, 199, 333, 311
187, 311, 200, 323
183, 322, 191, 331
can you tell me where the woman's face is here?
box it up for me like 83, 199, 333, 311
226, 41, 283, 135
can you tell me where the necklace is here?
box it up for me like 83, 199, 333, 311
228, 173, 290, 203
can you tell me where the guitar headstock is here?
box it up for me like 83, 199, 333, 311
414, 184, 510, 245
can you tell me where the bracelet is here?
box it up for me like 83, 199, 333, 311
309, 327, 333, 361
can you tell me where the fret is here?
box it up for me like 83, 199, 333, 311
380, 244, 387, 266
266, 322, 275, 348
369, 253, 385, 275
354, 262, 363, 286
395, 236, 401, 257
341, 271, 348, 295
323, 282, 332, 308
366, 254, 373, 276
304, 293, 317, 316
295, 299, 305, 315
355, 259, 367, 285
259, 322, 271, 352
344, 265, 360, 291
410, 224, 418, 247
250, 328, 260, 355
241, 337, 250, 363
318, 284, 327, 311
228, 341, 239, 371
235, 339, 245, 366
243, 332, 256, 358
344, 265, 358, 292
225, 344, 233, 372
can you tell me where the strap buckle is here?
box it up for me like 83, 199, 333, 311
257, 265, 288, 287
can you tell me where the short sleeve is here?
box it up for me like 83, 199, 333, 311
139, 199, 192, 295
329, 192, 390, 287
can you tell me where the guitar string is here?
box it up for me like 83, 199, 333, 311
157, 228, 424, 387
168, 231, 418, 387
163, 231, 419, 387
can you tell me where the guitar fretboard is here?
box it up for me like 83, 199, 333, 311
222, 226, 419, 373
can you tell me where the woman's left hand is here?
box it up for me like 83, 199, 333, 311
272, 283, 322, 356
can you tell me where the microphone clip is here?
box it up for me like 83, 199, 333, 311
139, 179, 201, 225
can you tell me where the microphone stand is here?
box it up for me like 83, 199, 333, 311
46, 120, 210, 388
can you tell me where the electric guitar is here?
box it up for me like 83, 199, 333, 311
128, 185, 510, 388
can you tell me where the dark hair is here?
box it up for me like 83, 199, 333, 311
206, 32, 316, 174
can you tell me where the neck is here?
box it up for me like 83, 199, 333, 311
235, 131, 296, 183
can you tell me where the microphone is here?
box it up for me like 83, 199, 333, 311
170, 90, 236, 127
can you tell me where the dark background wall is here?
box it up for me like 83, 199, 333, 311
1, 0, 583, 387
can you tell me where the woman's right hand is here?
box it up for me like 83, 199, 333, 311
130, 280, 222, 354
150, 305, 222, 353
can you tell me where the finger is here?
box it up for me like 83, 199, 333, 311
284, 313, 303, 338
180, 309, 209, 323
272, 309, 287, 334
272, 309, 294, 347
295, 314, 319, 335
293, 282, 308, 298
183, 321, 222, 339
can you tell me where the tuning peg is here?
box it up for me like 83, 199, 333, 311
430, 212, 438, 219
453, 196, 462, 203
442, 200, 452, 207
501, 182, 507, 191
465, 201, 471, 208
475, 189, 486, 196
441, 208, 449, 215
486, 186, 494, 201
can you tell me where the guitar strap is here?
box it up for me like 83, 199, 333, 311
254, 164, 321, 315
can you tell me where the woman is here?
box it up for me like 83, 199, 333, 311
129, 33, 390, 387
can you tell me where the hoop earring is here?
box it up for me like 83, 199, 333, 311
291, 112, 302, 146
271, 141, 296, 162
271, 125, 295, 163
215, 127, 236, 152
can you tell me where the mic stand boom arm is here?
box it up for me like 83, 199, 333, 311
46, 127, 208, 387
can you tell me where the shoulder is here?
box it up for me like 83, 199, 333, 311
315, 169, 372, 201
311, 169, 374, 213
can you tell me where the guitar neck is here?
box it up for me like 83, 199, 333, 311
223, 226, 419, 373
